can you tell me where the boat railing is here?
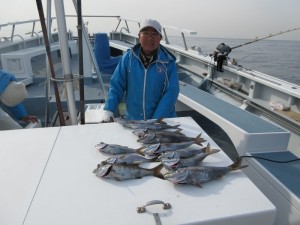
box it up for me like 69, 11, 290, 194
162, 26, 197, 50
115, 17, 198, 50
0, 18, 57, 44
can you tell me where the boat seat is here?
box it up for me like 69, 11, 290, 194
0, 40, 78, 82
245, 151, 300, 224
94, 33, 121, 74
178, 81, 290, 155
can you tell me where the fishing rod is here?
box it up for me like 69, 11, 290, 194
211, 27, 300, 72
231, 27, 300, 50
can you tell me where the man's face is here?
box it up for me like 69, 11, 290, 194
139, 27, 162, 55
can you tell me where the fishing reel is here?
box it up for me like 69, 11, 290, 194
210, 43, 232, 72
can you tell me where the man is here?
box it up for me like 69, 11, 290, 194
99, 19, 179, 121
0, 70, 38, 130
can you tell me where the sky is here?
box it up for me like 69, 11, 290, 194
1, 0, 300, 41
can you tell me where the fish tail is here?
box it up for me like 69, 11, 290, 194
194, 133, 206, 146
229, 158, 248, 171
205, 143, 220, 155
157, 118, 167, 124
173, 124, 181, 129
153, 164, 165, 179
136, 147, 145, 156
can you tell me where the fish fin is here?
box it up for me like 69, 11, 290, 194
229, 158, 248, 171
194, 133, 206, 146
174, 129, 184, 135
153, 164, 165, 179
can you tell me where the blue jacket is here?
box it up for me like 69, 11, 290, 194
104, 43, 179, 120
0, 70, 27, 120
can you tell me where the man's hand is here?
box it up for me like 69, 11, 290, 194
99, 110, 114, 123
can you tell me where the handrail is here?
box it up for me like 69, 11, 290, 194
115, 17, 197, 50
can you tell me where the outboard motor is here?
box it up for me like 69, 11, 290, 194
211, 43, 231, 72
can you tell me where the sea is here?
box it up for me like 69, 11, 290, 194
169, 36, 300, 85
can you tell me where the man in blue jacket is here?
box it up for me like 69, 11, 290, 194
0, 70, 38, 130
100, 19, 179, 121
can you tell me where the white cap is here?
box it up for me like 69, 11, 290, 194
0, 81, 28, 107
139, 19, 162, 35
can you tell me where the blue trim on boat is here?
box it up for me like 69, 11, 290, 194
251, 151, 300, 199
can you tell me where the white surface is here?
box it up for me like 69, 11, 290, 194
19, 117, 275, 225
0, 127, 60, 225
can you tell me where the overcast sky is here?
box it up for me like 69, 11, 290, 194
1, 0, 300, 40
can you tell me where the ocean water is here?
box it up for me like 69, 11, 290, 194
168, 36, 300, 85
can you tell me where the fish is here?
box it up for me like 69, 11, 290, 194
132, 128, 185, 138
161, 144, 220, 170
115, 117, 181, 130
115, 116, 167, 125
125, 123, 181, 130
95, 142, 142, 155
164, 158, 248, 187
100, 153, 157, 165
142, 142, 197, 156
93, 163, 164, 181
137, 131, 206, 146
158, 144, 217, 160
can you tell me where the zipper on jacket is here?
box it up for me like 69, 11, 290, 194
143, 69, 147, 120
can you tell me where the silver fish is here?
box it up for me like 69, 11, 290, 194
93, 163, 164, 181
116, 118, 181, 130
101, 153, 157, 165
133, 128, 184, 138
137, 131, 206, 145
115, 117, 167, 125
141, 141, 197, 156
161, 144, 220, 170
95, 142, 142, 155
164, 158, 247, 187
158, 145, 211, 160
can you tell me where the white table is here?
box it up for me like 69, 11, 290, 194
0, 117, 276, 225
0, 127, 60, 225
